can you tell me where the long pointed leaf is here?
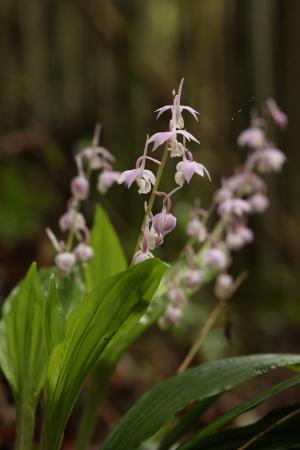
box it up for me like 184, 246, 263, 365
101, 354, 300, 450
41, 258, 167, 450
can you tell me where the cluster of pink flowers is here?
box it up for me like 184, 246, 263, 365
160, 99, 287, 327
118, 78, 210, 263
47, 126, 120, 273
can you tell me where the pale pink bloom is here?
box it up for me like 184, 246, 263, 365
118, 167, 156, 194
175, 159, 210, 186
223, 173, 266, 196
168, 138, 185, 158
266, 98, 288, 129
218, 198, 251, 217
215, 273, 233, 299
163, 305, 183, 325
74, 243, 94, 262
59, 210, 86, 232
55, 252, 76, 273
167, 287, 187, 307
153, 208, 177, 236
71, 176, 90, 200
185, 269, 204, 288
148, 129, 199, 151
237, 127, 265, 148
186, 218, 207, 242
214, 187, 233, 203
226, 225, 253, 250
132, 221, 156, 264
249, 148, 286, 173
155, 78, 199, 129
201, 247, 228, 270
249, 193, 269, 213
97, 170, 120, 194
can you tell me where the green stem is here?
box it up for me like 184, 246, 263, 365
131, 142, 169, 263
75, 369, 108, 450
15, 401, 35, 450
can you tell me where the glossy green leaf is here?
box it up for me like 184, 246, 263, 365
41, 258, 167, 450
0, 262, 47, 402
85, 205, 127, 291
185, 403, 300, 450
180, 373, 300, 449
45, 277, 65, 354
0, 263, 48, 449
101, 354, 300, 450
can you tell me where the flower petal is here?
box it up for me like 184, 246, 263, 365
181, 106, 199, 121
148, 131, 175, 150
155, 105, 172, 118
177, 129, 200, 144
143, 169, 156, 185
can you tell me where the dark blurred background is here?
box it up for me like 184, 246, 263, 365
0, 0, 300, 446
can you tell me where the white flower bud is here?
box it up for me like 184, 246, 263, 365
71, 176, 90, 200
55, 252, 76, 273
74, 243, 94, 262
215, 273, 233, 299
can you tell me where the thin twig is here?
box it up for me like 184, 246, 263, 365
236, 406, 300, 450
177, 271, 247, 374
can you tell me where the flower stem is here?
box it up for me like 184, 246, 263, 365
177, 271, 247, 373
15, 401, 35, 450
131, 142, 169, 263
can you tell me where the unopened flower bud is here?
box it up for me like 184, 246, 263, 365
215, 273, 233, 299
167, 287, 187, 308
185, 269, 204, 288
249, 193, 269, 213
59, 210, 85, 232
186, 219, 207, 242
97, 170, 120, 194
71, 176, 90, 200
153, 209, 177, 236
55, 252, 76, 273
164, 305, 183, 325
74, 243, 94, 262
202, 247, 228, 271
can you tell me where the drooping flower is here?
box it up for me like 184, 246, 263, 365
218, 198, 251, 217
266, 98, 288, 129
248, 192, 269, 213
148, 129, 199, 152
186, 218, 207, 242
118, 138, 157, 194
185, 268, 204, 288
215, 273, 233, 299
226, 224, 253, 250
237, 126, 265, 148
97, 170, 121, 194
74, 243, 94, 262
59, 209, 86, 232
175, 152, 210, 186
167, 287, 187, 308
153, 208, 177, 236
248, 148, 286, 173
201, 247, 228, 270
55, 252, 76, 273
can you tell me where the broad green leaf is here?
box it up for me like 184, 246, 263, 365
85, 205, 127, 291
45, 277, 65, 354
57, 267, 85, 315
0, 262, 48, 402
185, 402, 300, 450
180, 373, 300, 449
41, 258, 167, 450
101, 354, 300, 450
76, 285, 169, 450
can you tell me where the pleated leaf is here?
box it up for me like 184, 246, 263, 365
85, 205, 127, 291
42, 258, 167, 450
101, 354, 300, 450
